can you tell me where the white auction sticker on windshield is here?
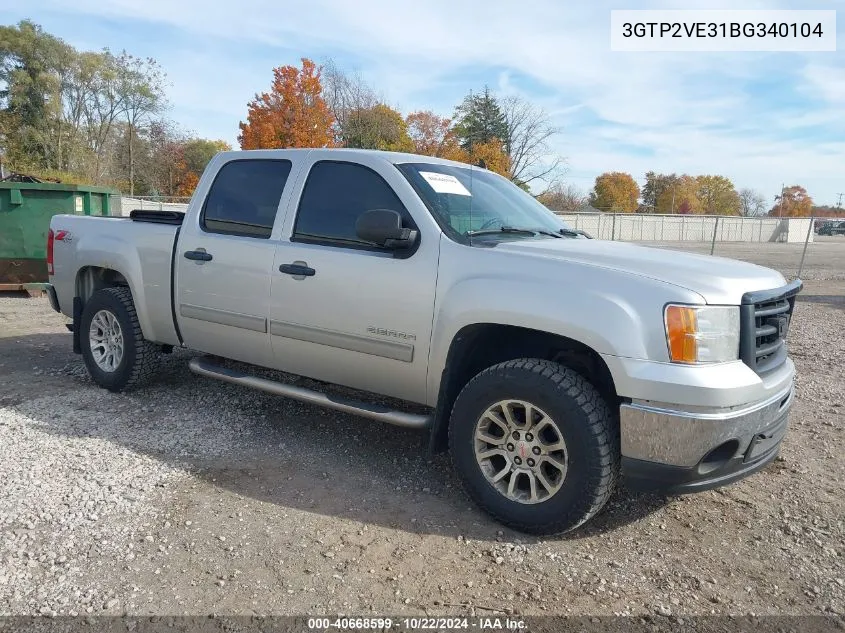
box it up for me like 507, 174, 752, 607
419, 171, 472, 196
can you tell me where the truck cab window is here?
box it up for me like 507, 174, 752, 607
293, 161, 413, 248
201, 159, 292, 238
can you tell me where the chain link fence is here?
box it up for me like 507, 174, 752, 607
556, 212, 838, 281
556, 212, 812, 244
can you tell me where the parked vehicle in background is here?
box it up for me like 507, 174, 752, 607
44, 148, 801, 534
818, 221, 845, 236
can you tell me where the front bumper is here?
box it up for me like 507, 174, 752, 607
620, 382, 794, 493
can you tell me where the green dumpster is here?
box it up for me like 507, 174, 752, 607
0, 182, 120, 287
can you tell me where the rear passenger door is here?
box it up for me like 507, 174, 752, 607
175, 157, 297, 367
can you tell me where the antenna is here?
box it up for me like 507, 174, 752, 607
836, 193, 844, 208
468, 163, 474, 246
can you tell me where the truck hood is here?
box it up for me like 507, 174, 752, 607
493, 238, 787, 304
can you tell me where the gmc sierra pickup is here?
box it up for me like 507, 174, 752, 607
45, 148, 802, 534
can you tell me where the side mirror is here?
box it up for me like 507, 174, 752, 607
356, 209, 417, 249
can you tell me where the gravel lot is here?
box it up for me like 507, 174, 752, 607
0, 240, 843, 619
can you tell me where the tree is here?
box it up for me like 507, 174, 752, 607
656, 174, 700, 214
182, 138, 230, 174
405, 110, 463, 159
810, 205, 844, 218
452, 86, 508, 153
738, 188, 767, 216
769, 185, 813, 217
537, 183, 586, 212
342, 103, 413, 152
238, 58, 335, 151
466, 137, 509, 177
642, 172, 678, 211
116, 52, 167, 195
590, 172, 640, 213
695, 175, 740, 215
320, 58, 378, 145
77, 50, 125, 181
0, 20, 74, 170
500, 95, 563, 190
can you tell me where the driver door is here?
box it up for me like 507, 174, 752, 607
267, 155, 439, 404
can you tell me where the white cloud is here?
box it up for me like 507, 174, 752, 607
18, 0, 845, 204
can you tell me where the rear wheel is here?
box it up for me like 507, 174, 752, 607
449, 358, 619, 535
80, 287, 158, 392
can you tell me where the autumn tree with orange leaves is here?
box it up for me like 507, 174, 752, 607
590, 172, 640, 213
238, 58, 335, 150
769, 185, 814, 217
406, 111, 463, 159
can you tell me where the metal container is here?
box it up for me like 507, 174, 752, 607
0, 182, 119, 287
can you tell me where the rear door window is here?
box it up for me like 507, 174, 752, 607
201, 159, 293, 238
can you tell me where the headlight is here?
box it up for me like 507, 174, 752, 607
664, 305, 739, 364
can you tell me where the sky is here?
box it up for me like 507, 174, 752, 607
7, 0, 844, 207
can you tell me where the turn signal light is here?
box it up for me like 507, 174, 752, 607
665, 305, 698, 363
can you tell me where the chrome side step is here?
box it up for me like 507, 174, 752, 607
188, 356, 433, 430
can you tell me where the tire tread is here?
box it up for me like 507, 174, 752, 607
448, 358, 620, 535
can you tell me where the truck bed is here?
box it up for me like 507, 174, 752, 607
48, 212, 182, 347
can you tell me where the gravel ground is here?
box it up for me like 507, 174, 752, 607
0, 241, 843, 619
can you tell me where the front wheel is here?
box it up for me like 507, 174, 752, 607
449, 359, 619, 535
80, 287, 159, 392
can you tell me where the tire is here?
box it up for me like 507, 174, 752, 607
80, 287, 159, 392
448, 358, 619, 535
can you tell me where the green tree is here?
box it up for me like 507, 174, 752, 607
656, 174, 700, 214
695, 175, 740, 215
452, 86, 508, 153
182, 138, 230, 174
342, 103, 413, 152
590, 172, 640, 213
642, 171, 678, 211
116, 52, 167, 195
0, 20, 74, 169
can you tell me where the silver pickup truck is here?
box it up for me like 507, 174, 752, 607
45, 148, 802, 534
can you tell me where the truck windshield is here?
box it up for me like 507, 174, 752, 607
396, 162, 571, 242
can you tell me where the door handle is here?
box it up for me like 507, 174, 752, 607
184, 250, 213, 261
279, 263, 315, 277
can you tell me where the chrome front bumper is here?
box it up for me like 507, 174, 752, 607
619, 382, 794, 492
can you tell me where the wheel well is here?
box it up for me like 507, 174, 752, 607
429, 323, 618, 453
75, 266, 129, 307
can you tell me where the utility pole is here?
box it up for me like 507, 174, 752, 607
836, 192, 844, 208
775, 183, 786, 217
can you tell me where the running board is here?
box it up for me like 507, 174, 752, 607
188, 356, 433, 430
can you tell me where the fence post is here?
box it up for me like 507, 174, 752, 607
796, 216, 813, 279
710, 216, 720, 255
611, 213, 617, 241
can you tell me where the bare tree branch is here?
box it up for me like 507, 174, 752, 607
501, 95, 565, 187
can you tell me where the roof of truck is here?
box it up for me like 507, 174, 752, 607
215, 148, 484, 170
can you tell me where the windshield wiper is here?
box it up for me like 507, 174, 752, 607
466, 226, 538, 237
559, 228, 593, 239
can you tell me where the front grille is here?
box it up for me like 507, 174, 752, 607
739, 279, 802, 374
